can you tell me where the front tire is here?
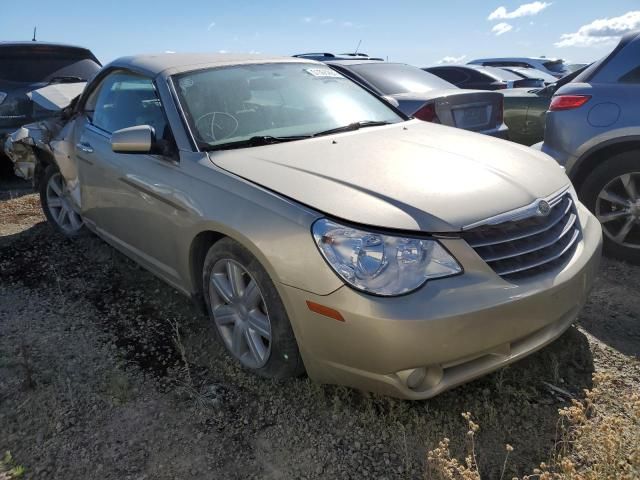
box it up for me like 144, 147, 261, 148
202, 238, 304, 379
39, 164, 85, 237
580, 150, 640, 263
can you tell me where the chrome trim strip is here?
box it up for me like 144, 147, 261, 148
482, 213, 578, 262
462, 185, 571, 231
494, 228, 580, 276
466, 196, 572, 248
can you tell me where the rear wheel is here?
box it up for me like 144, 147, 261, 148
202, 238, 304, 379
39, 164, 84, 237
580, 150, 640, 263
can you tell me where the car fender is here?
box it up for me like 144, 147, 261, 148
570, 128, 640, 175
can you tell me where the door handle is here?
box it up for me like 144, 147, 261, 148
76, 142, 94, 153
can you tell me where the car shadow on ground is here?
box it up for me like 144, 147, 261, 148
577, 258, 640, 359
0, 216, 601, 479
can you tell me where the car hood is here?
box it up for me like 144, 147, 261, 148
208, 120, 569, 232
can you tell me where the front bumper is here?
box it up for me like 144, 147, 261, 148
279, 203, 602, 400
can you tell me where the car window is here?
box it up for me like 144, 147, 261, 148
596, 39, 640, 83
87, 72, 168, 137
543, 60, 569, 75
506, 68, 558, 83
429, 68, 469, 85
620, 66, 640, 84
477, 66, 521, 81
0, 49, 100, 83
173, 63, 403, 148
345, 63, 455, 95
485, 61, 530, 68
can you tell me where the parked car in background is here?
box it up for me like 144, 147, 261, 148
295, 52, 384, 61
5, 53, 602, 399
567, 63, 589, 73
0, 41, 100, 175
468, 57, 571, 79
502, 66, 589, 146
500, 66, 557, 85
296, 54, 507, 137
536, 31, 640, 262
425, 65, 544, 90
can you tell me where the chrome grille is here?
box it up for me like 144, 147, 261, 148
461, 193, 581, 280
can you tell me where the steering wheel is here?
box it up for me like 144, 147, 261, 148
195, 112, 239, 143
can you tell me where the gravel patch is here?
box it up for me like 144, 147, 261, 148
1, 185, 638, 479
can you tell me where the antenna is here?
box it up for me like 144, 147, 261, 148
354, 39, 362, 54
32, 26, 37, 42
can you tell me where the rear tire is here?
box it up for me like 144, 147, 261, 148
579, 150, 640, 263
39, 164, 85, 237
202, 238, 304, 379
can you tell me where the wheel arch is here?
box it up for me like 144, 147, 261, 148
187, 226, 290, 313
571, 137, 640, 192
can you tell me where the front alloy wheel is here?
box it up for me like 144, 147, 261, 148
209, 259, 272, 369
202, 238, 304, 379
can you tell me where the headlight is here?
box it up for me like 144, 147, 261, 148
312, 218, 462, 296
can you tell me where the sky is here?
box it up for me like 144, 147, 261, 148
2, 1, 640, 66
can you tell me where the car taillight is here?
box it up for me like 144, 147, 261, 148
549, 95, 591, 111
414, 103, 440, 123
496, 96, 504, 124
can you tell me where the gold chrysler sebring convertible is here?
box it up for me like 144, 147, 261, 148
21, 54, 602, 399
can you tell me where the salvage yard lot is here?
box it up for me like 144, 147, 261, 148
1, 180, 639, 479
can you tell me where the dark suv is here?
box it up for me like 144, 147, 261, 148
0, 42, 101, 171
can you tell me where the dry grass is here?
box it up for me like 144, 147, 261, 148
426, 372, 640, 480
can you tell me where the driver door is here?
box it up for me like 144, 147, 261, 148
76, 70, 184, 286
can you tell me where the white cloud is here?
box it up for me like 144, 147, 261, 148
492, 22, 513, 36
342, 21, 354, 27
302, 16, 313, 23
437, 55, 467, 64
320, 18, 334, 24
164, 50, 176, 54
488, 2, 551, 20
218, 49, 228, 54
207, 21, 216, 30
555, 10, 640, 47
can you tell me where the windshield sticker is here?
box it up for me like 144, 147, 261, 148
304, 68, 344, 79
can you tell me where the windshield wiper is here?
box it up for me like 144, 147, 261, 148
203, 134, 311, 151
312, 120, 392, 138
203, 121, 392, 151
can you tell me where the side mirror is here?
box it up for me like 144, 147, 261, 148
111, 125, 155, 154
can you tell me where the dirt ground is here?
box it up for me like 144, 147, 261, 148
1, 177, 638, 479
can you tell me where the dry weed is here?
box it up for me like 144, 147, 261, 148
426, 373, 640, 480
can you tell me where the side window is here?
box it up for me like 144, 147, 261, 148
85, 71, 169, 138
594, 40, 640, 84
620, 66, 640, 84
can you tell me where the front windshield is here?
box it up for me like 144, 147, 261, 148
173, 63, 403, 149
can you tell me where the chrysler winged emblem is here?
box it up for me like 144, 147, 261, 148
537, 199, 551, 216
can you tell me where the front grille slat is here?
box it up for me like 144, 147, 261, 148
465, 196, 572, 248
480, 212, 577, 262
462, 192, 581, 281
